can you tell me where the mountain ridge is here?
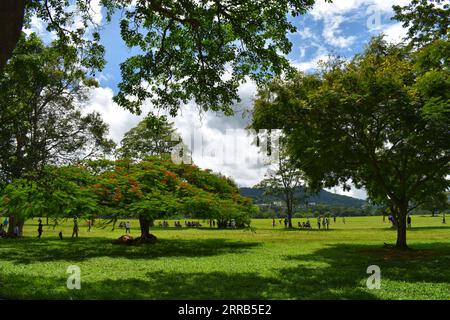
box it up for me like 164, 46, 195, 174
239, 187, 366, 208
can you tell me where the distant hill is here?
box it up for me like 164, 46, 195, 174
239, 187, 366, 208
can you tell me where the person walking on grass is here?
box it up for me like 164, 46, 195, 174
317, 216, 321, 230
272, 218, 276, 228
125, 221, 131, 234
443, 214, 446, 224
37, 219, 43, 239
72, 218, 79, 238
407, 215, 412, 228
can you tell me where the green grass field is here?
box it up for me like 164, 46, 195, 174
0, 216, 449, 300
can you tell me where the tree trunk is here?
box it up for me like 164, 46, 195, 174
139, 216, 151, 238
395, 206, 408, 250
7, 215, 25, 237
217, 219, 228, 229
0, 0, 26, 71
286, 196, 293, 228
137, 216, 157, 243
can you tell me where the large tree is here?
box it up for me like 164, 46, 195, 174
0, 33, 114, 235
254, 143, 308, 228
251, 37, 449, 250
87, 156, 255, 240
118, 113, 180, 161
0, 0, 331, 115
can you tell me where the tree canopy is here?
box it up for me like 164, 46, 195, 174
1, 0, 332, 116
251, 36, 450, 249
118, 113, 181, 161
0, 32, 114, 235
254, 141, 308, 228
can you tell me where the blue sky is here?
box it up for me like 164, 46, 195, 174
27, 0, 412, 200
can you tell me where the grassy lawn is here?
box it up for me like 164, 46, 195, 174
0, 215, 449, 300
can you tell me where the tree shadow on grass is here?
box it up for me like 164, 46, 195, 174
0, 237, 260, 265
1, 241, 450, 299
282, 242, 450, 292
0, 268, 375, 300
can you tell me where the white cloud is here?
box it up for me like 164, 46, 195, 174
311, 0, 410, 19
82, 81, 269, 188
309, 0, 411, 47
322, 15, 357, 48
382, 22, 408, 44
326, 186, 368, 200
83, 86, 149, 143
23, 16, 57, 43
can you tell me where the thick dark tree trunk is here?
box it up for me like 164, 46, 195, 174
0, 0, 26, 71
395, 206, 408, 250
139, 216, 151, 238
138, 216, 157, 243
7, 216, 25, 237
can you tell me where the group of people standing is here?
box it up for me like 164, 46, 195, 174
273, 215, 342, 230
316, 216, 331, 230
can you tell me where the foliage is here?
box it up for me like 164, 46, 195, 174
85, 157, 256, 229
251, 37, 450, 248
393, 0, 449, 47
1, 165, 99, 221
0, 33, 114, 184
11, 0, 332, 115
118, 113, 181, 161
254, 142, 308, 227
